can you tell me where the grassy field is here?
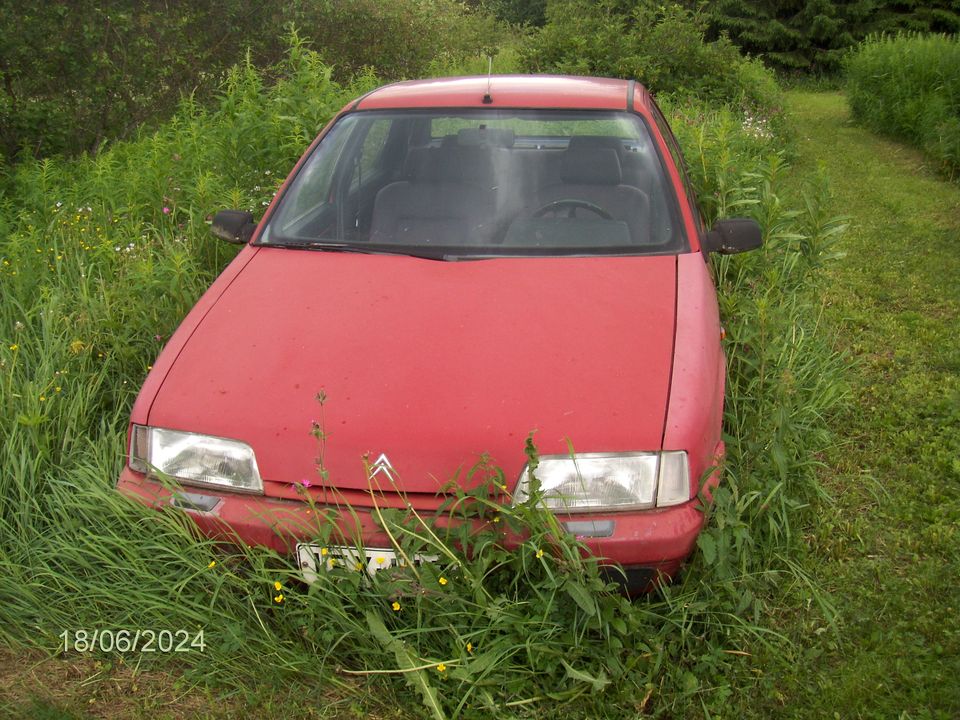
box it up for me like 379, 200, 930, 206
758, 92, 960, 718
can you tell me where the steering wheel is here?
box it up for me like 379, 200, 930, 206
532, 199, 613, 220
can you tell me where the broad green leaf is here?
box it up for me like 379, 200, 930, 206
561, 659, 611, 692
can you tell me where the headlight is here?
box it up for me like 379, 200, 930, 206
513, 451, 690, 512
129, 425, 263, 495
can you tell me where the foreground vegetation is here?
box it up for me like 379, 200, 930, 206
0, 26, 852, 719
846, 32, 960, 179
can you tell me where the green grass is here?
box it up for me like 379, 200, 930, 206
737, 91, 960, 718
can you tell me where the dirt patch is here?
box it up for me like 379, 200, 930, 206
0, 647, 237, 720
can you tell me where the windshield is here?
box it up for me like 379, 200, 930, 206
258, 109, 686, 257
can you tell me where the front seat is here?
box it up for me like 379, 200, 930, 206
527, 146, 651, 245
369, 147, 495, 246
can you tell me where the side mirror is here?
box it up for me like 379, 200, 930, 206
702, 218, 763, 255
211, 210, 256, 244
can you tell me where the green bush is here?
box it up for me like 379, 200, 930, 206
846, 32, 960, 178
288, 0, 505, 82
0, 1, 503, 161
519, 0, 783, 116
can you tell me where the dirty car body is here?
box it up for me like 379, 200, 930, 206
117, 76, 761, 592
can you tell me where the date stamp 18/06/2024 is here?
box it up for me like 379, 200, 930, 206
59, 629, 205, 654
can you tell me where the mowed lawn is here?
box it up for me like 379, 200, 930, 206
769, 92, 960, 718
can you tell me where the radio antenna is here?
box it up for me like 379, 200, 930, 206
482, 55, 493, 104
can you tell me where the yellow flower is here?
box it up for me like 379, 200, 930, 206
376, 556, 386, 565
8, 344, 17, 351
274, 593, 284, 603
207, 560, 216, 569
320, 547, 328, 556
274, 581, 282, 591
536, 549, 544, 559
439, 577, 448, 586
492, 515, 500, 523
39, 396, 46, 402
55, 387, 62, 393
436, 663, 446, 673
466, 642, 473, 654
391, 601, 401, 612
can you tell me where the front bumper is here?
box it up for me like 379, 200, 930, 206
117, 467, 706, 592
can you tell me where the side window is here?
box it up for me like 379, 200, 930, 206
650, 103, 705, 234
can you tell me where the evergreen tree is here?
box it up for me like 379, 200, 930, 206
696, 0, 960, 74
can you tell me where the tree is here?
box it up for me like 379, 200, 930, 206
694, 0, 960, 74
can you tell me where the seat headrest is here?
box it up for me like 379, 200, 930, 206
560, 147, 622, 185
404, 147, 462, 182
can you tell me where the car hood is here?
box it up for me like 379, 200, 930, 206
147, 249, 677, 498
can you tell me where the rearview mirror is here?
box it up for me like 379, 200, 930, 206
702, 218, 763, 255
211, 210, 256, 244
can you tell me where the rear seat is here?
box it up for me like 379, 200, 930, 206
565, 135, 656, 195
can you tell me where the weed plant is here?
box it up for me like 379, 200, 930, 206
0, 39, 846, 718
846, 32, 960, 178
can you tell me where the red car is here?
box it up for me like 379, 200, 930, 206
118, 76, 760, 592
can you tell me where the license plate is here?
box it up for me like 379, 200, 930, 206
296, 543, 439, 584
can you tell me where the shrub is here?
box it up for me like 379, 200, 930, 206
519, 0, 783, 116
0, 1, 504, 161
287, 0, 505, 82
846, 32, 960, 178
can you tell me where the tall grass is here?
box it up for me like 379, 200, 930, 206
846, 32, 960, 178
0, 39, 847, 718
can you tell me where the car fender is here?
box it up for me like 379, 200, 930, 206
662, 253, 726, 499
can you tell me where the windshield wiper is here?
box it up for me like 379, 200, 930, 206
256, 240, 449, 261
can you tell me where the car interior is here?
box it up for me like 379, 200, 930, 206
261, 110, 684, 255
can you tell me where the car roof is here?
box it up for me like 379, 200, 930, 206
353, 75, 651, 112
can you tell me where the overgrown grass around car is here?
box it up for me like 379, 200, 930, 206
0, 41, 846, 718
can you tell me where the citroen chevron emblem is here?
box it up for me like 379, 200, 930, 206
369, 453, 396, 481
